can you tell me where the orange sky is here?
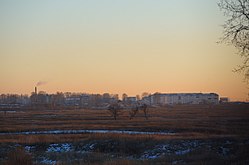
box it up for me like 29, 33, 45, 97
0, 1, 248, 101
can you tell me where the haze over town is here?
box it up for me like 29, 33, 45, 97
0, 0, 248, 101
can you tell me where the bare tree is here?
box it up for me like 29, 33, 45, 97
129, 103, 148, 120
122, 93, 128, 102
141, 92, 150, 98
218, 0, 249, 81
108, 101, 122, 120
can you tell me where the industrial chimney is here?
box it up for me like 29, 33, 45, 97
35, 87, 37, 94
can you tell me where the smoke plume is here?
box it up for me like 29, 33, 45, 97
36, 81, 47, 86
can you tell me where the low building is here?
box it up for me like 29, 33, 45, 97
141, 96, 152, 105
65, 97, 81, 106
220, 97, 229, 103
149, 93, 219, 105
124, 97, 137, 104
80, 94, 90, 107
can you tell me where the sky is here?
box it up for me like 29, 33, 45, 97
0, 0, 248, 101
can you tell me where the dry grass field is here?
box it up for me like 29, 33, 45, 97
0, 104, 249, 164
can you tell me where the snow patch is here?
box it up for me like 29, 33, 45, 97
46, 143, 72, 153
0, 129, 175, 136
24, 145, 35, 152
172, 160, 185, 164
140, 140, 202, 159
175, 148, 191, 155
40, 158, 57, 165
141, 153, 161, 159
219, 146, 230, 156
81, 143, 96, 151
6, 111, 16, 113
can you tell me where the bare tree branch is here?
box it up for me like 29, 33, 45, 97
219, 0, 249, 81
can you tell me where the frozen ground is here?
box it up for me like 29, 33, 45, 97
46, 143, 72, 153
0, 110, 16, 113
140, 140, 204, 159
1, 138, 248, 164
0, 129, 175, 136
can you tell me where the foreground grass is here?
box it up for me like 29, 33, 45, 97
1, 104, 249, 137
1, 137, 249, 165
0, 104, 249, 164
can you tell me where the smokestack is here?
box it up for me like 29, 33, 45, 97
35, 87, 37, 94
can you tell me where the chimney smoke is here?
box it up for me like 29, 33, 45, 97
36, 81, 47, 86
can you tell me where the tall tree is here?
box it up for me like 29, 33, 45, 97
136, 95, 140, 101
218, 0, 249, 81
141, 92, 150, 98
122, 93, 128, 101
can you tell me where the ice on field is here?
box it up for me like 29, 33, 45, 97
46, 143, 72, 153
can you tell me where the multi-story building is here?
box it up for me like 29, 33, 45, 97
143, 93, 219, 105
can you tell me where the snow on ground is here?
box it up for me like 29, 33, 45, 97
140, 140, 203, 159
83, 143, 95, 151
219, 146, 230, 156
172, 160, 184, 165
0, 129, 175, 136
46, 143, 72, 153
1, 139, 248, 164
0, 110, 16, 113
175, 148, 191, 155
24, 145, 35, 152
40, 157, 57, 165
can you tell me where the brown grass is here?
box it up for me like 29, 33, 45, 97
3, 147, 33, 165
0, 104, 249, 144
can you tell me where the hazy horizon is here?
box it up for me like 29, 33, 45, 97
0, 0, 248, 101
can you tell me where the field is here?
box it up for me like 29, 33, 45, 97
0, 104, 249, 164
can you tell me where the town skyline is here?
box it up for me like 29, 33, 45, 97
0, 0, 248, 101
0, 85, 224, 102
0, 82, 241, 101
0, 90, 221, 110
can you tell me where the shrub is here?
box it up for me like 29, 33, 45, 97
4, 147, 33, 165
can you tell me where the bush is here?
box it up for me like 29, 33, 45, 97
4, 147, 33, 165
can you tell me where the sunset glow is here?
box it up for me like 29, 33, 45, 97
0, 0, 247, 101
